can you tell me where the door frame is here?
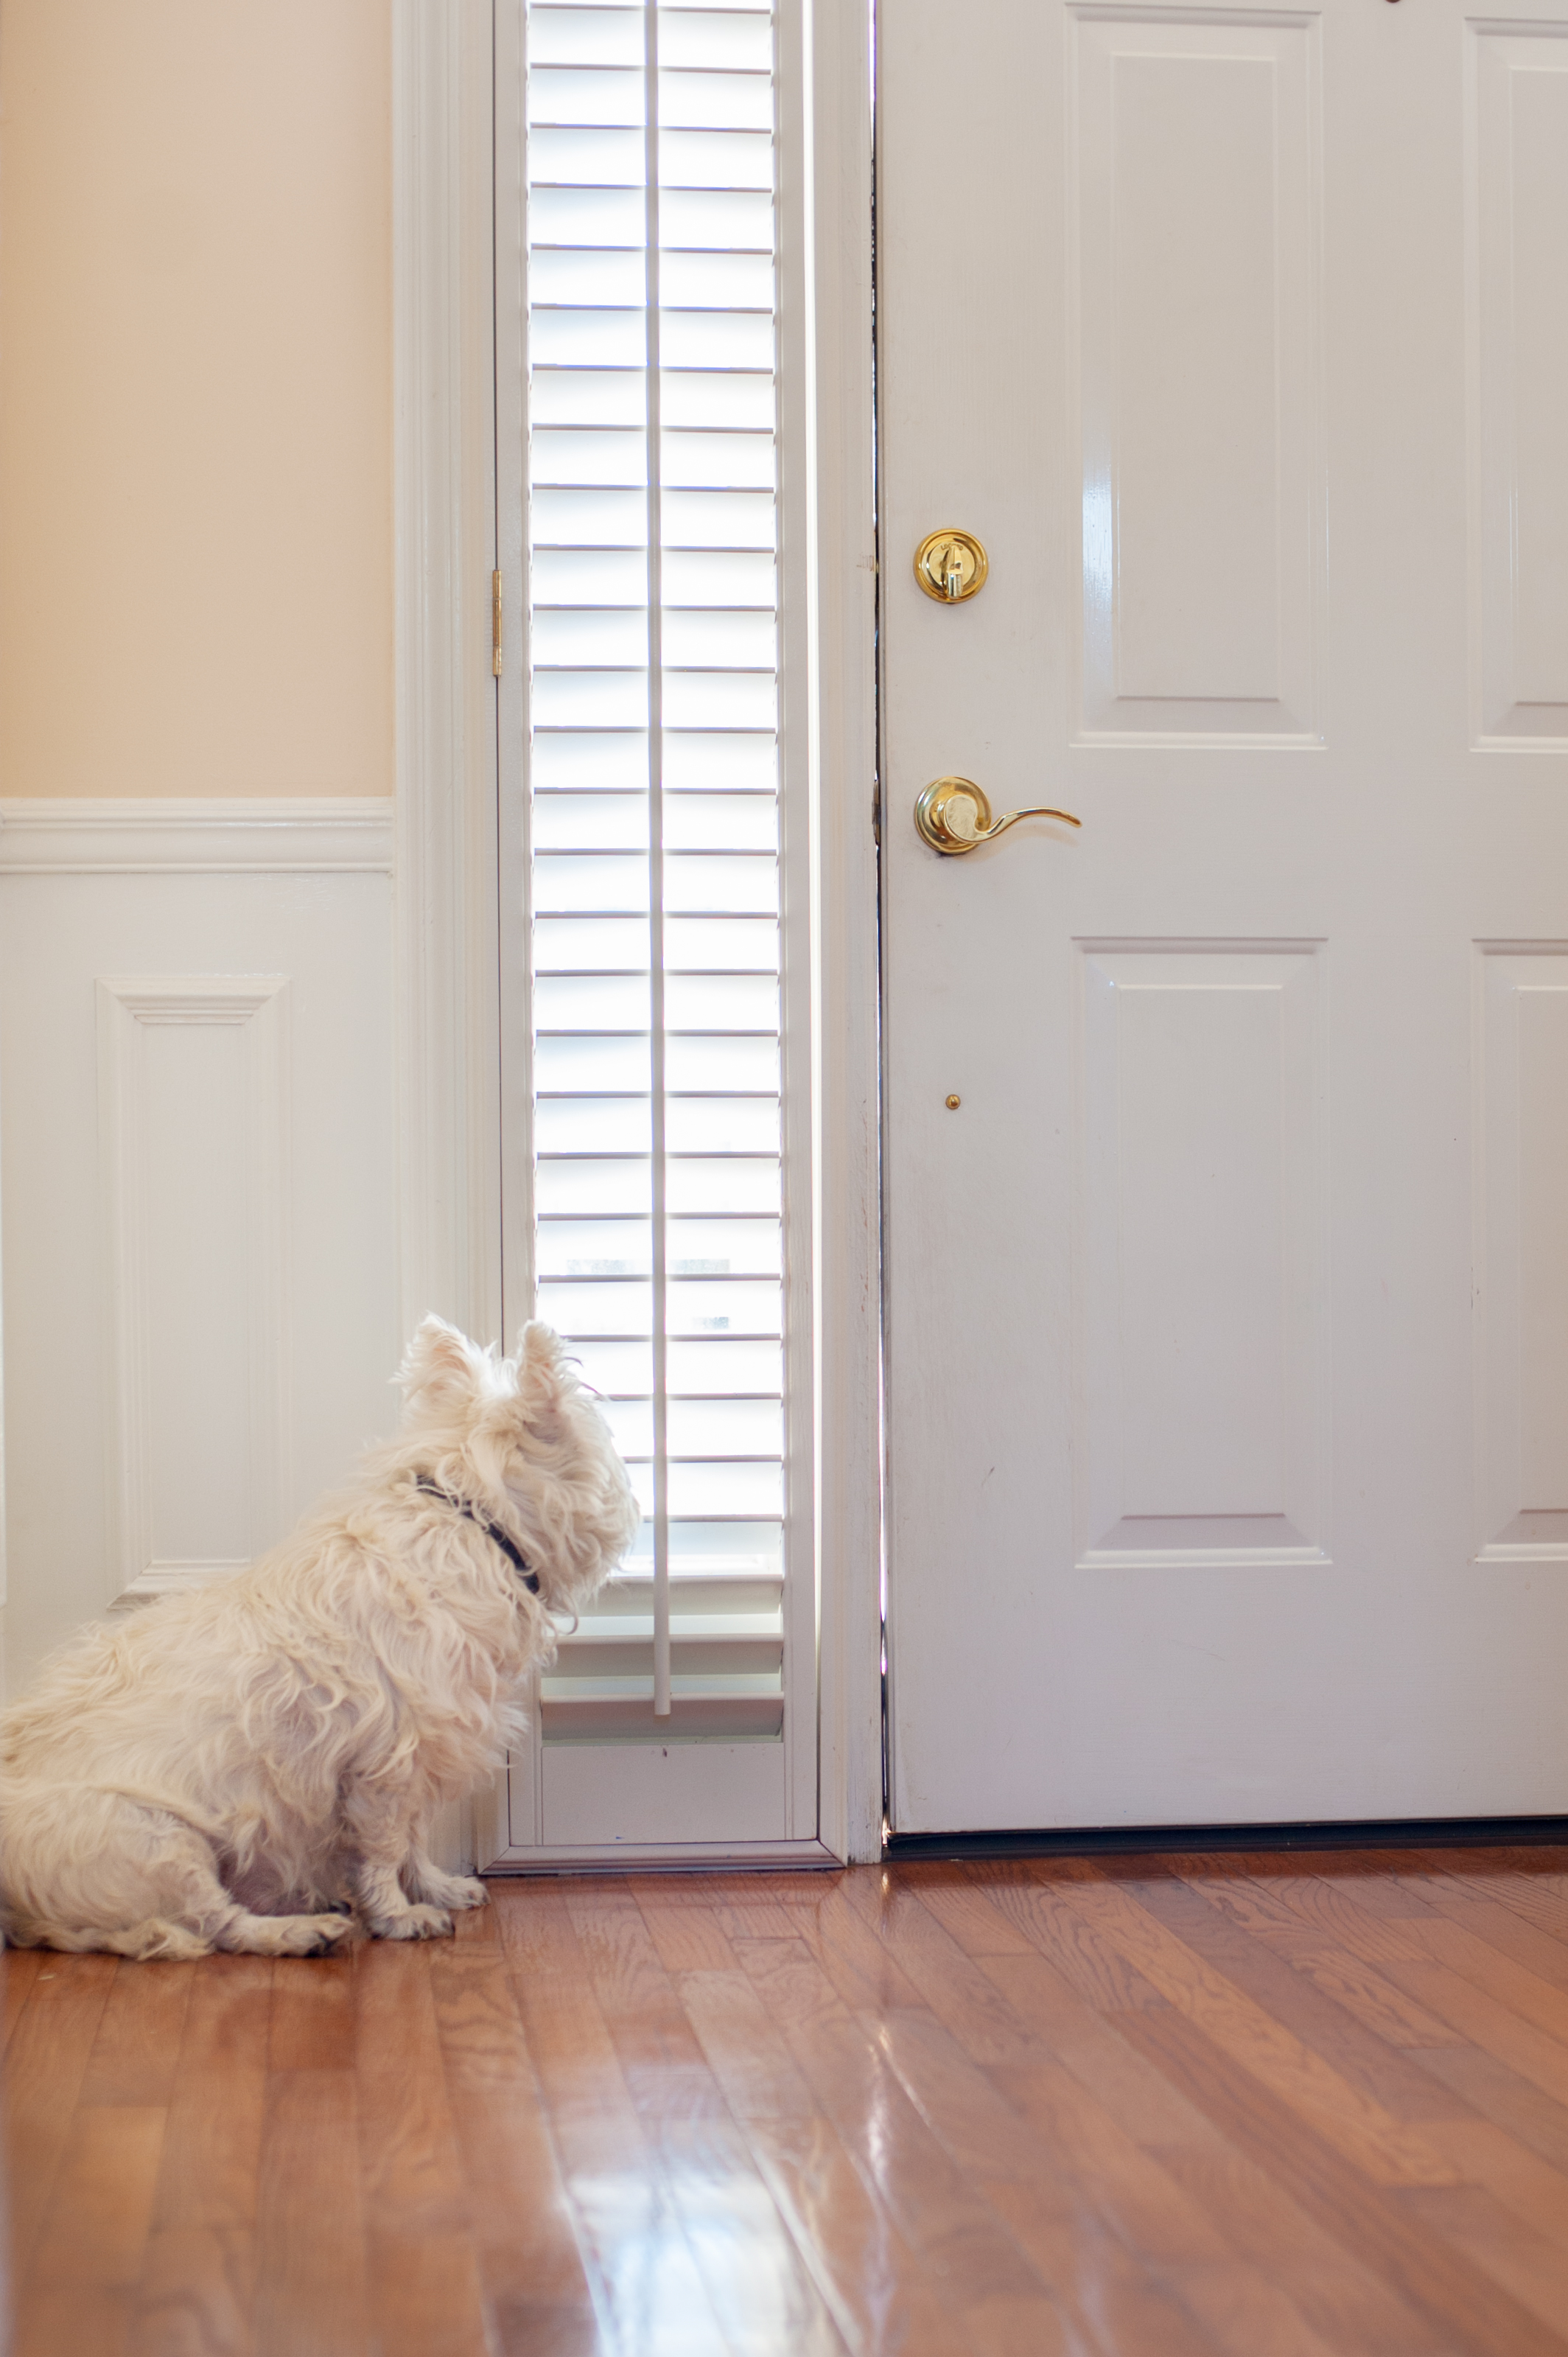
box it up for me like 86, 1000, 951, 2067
391, 0, 882, 1866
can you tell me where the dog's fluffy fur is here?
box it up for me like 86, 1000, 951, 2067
0, 1317, 638, 1959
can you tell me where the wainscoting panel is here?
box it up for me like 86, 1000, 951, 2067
97, 975, 292, 1606
0, 800, 399, 1692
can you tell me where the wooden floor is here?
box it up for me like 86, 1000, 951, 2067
8, 1851, 1568, 2353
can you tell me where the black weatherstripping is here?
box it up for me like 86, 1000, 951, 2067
884, 1814, 1568, 1860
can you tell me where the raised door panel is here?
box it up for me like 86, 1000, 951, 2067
1474, 946, 1568, 1560
1072, 7, 1323, 741
1077, 943, 1327, 1566
1469, 27, 1568, 744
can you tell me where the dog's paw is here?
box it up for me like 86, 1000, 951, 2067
304, 1920, 360, 1957
419, 1874, 488, 1912
273, 1913, 361, 1958
373, 1904, 454, 1942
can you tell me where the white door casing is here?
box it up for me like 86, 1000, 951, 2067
882, 0, 1568, 1831
474, 0, 879, 1866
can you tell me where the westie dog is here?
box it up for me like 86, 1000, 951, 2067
0, 1316, 638, 1959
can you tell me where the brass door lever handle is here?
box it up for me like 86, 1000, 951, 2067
914, 776, 1082, 856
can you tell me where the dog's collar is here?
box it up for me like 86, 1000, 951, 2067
414, 1476, 540, 1596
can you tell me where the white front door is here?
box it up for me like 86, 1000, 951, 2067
882, 0, 1568, 1830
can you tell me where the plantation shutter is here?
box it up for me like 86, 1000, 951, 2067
501, 0, 815, 1855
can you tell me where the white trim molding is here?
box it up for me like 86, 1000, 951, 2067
808, 0, 882, 1864
0, 798, 393, 874
393, 0, 503, 1352
394, 0, 502, 1879
97, 976, 292, 1610
396, 0, 881, 1866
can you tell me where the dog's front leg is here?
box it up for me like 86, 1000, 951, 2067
342, 1789, 455, 1940
402, 1842, 488, 1915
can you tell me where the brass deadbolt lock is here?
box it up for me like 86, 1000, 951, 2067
914, 528, 988, 604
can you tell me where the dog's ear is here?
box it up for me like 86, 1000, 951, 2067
516, 1319, 570, 1404
399, 1315, 483, 1422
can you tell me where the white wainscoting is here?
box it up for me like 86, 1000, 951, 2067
0, 799, 399, 1692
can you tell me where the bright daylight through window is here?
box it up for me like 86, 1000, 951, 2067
524, 0, 799, 1757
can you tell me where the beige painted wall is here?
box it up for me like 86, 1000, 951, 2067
0, 1, 393, 797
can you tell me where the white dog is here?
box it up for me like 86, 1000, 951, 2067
0, 1317, 637, 1959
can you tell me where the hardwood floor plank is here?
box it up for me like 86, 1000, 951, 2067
1396, 2181, 1568, 2336
751, 1919, 1264, 2357
956, 1936, 1441, 2353
152, 1957, 273, 2235
861, 2002, 1072, 2183
1149, 2143, 1447, 2357
995, 2054, 1365, 2357
11, 2102, 166, 2356
355, 1943, 470, 2238
845, 1950, 1356, 2357
452, 1894, 503, 1949
1191, 1857, 1434, 1958
676, 1956, 977, 2356
1, 1950, 45, 2059
701, 1873, 846, 1946
355, 1941, 491, 2357
733, 1934, 1076, 2357
254, 2069, 371, 2357
1394, 1912, 1568, 2052
799, 1885, 930, 2017
500, 1883, 735, 2356
79, 1958, 197, 2108
1411, 1853, 1568, 1949
1, 1952, 119, 2263
10, 2282, 133, 2357
268, 1949, 357, 2073
1413, 2042, 1568, 2176
1423, 2117, 1568, 2249
1175, 1859, 1466, 2048
564, 1882, 851, 2356
997, 2051, 1234, 2263
1279, 1871, 1568, 2112
993, 1866, 1170, 2014
1290, 1853, 1464, 1921
1131, 1863, 1471, 2117
130, 2226, 255, 2357
976, 2176, 1261, 2357
629, 1879, 741, 1973
427, 1932, 600, 2353
886, 1863, 1040, 1958
1115, 1994, 1567, 2357
1155, 2254, 1351, 2357
1019, 1863, 1463, 2185
365, 2228, 493, 2357
918, 1874, 1455, 2355
1395, 1867, 1568, 1992
836, 1870, 1051, 2065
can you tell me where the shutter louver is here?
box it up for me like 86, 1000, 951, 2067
525, 0, 789, 1753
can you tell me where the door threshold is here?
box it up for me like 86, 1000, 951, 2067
885, 1814, 1568, 1859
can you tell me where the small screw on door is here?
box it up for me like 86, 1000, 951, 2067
946, 1094, 962, 1109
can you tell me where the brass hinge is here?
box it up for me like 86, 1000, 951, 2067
491, 570, 503, 677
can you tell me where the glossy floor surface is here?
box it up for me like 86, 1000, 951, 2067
7, 1851, 1568, 2353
